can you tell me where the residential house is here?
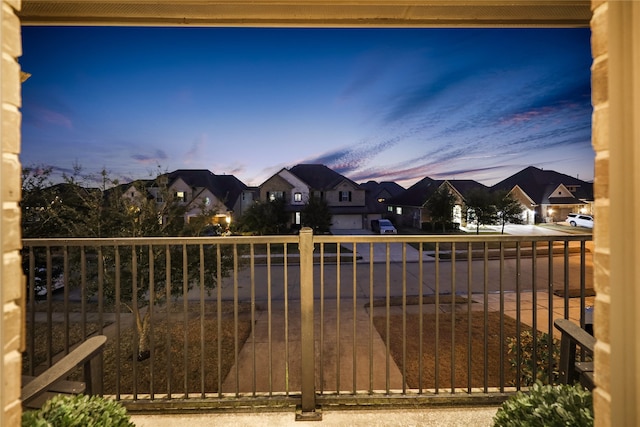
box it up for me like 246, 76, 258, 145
123, 169, 253, 227
386, 177, 487, 229
490, 166, 594, 224
259, 164, 368, 230
359, 180, 405, 229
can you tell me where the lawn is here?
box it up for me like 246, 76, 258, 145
26, 299, 541, 395
101, 301, 253, 395
24, 301, 254, 395
374, 310, 523, 389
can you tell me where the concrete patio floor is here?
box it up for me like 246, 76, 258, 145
130, 405, 500, 426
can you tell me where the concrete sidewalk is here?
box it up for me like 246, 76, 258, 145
220, 299, 403, 394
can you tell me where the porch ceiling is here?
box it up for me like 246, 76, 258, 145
19, 1, 591, 27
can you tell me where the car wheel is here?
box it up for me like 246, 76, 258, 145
570, 221, 576, 226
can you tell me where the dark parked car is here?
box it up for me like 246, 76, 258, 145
371, 219, 398, 234
25, 266, 64, 298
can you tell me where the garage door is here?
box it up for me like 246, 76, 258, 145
331, 215, 363, 230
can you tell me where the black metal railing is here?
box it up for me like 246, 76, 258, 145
22, 230, 593, 412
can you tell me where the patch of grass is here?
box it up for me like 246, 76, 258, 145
102, 302, 253, 395
374, 310, 524, 389
538, 223, 593, 235
27, 300, 129, 313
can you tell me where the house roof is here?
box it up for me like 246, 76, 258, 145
166, 169, 248, 210
445, 179, 488, 197
491, 166, 593, 204
387, 176, 438, 207
388, 177, 487, 207
360, 180, 405, 198
289, 164, 360, 190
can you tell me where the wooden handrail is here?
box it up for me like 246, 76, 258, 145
21, 335, 107, 406
554, 318, 595, 352
554, 318, 595, 390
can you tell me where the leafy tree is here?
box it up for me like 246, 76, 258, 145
425, 185, 457, 232
21, 165, 107, 238
21, 165, 234, 360
494, 190, 524, 234
464, 188, 497, 234
301, 195, 332, 234
237, 198, 288, 235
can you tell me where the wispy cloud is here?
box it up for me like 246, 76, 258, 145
25, 104, 73, 129
131, 149, 168, 164
184, 134, 206, 165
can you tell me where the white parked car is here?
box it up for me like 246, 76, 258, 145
566, 213, 594, 228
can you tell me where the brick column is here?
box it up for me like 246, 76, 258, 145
1, 0, 23, 425
592, 0, 640, 425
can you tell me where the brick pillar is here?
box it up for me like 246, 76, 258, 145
591, 0, 640, 425
1, 0, 23, 425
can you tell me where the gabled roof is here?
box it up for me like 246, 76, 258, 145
289, 164, 360, 190
444, 180, 488, 198
360, 180, 405, 198
212, 174, 249, 210
387, 176, 438, 207
388, 177, 487, 207
491, 166, 593, 204
166, 169, 248, 211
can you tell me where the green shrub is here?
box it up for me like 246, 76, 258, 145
22, 394, 134, 427
493, 381, 593, 427
507, 330, 560, 385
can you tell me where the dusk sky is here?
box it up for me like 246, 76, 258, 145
20, 27, 593, 188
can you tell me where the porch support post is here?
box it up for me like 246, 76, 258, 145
296, 227, 321, 421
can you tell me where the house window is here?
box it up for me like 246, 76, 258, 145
156, 196, 164, 203
294, 192, 302, 202
396, 207, 403, 215
176, 191, 185, 202
388, 206, 393, 212
295, 212, 301, 225
339, 191, 352, 202
204, 197, 210, 206
269, 191, 284, 201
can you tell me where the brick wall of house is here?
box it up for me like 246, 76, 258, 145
592, 1, 640, 425
2, 0, 23, 424
590, 2, 610, 425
